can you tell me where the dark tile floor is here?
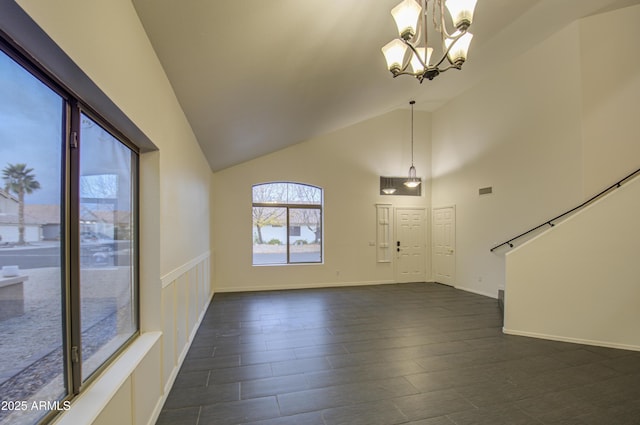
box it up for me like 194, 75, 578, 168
156, 283, 640, 425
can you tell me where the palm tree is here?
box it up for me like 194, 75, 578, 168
2, 163, 41, 245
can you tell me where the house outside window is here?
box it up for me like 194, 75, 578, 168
0, 34, 138, 425
252, 182, 322, 265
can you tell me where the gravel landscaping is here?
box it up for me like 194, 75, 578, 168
0, 266, 132, 425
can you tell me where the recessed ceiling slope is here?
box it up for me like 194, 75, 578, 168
132, 0, 640, 171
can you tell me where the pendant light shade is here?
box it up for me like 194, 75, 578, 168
445, 30, 473, 65
381, 39, 409, 74
446, 0, 478, 29
391, 0, 422, 40
405, 165, 420, 188
410, 46, 433, 74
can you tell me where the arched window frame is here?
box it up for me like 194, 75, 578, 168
252, 182, 323, 265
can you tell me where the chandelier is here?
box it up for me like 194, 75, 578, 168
381, 0, 477, 83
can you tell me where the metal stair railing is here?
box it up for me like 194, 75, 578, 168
490, 167, 640, 252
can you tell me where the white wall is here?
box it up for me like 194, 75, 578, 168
211, 4, 640, 298
13, 1, 213, 424
431, 23, 585, 297
501, 2, 640, 352
431, 4, 640, 298
212, 109, 431, 292
504, 175, 640, 350
579, 5, 640, 194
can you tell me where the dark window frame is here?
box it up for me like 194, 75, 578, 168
252, 182, 323, 265
0, 26, 140, 423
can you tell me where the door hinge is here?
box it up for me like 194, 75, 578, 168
70, 131, 78, 149
71, 346, 79, 363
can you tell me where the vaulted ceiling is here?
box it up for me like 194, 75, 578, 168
132, 0, 640, 171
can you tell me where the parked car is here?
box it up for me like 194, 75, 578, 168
80, 231, 112, 243
80, 232, 115, 266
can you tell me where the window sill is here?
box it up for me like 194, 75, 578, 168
52, 332, 161, 425
252, 262, 324, 267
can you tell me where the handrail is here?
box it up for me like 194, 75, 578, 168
490, 167, 640, 252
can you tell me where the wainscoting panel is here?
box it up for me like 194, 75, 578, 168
161, 282, 176, 393
159, 252, 212, 400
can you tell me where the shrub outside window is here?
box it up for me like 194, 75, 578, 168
252, 182, 322, 265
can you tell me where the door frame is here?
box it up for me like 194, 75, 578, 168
394, 207, 427, 283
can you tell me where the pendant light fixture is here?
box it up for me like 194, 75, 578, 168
404, 100, 421, 188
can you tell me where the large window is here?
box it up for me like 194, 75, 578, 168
252, 182, 322, 265
78, 114, 137, 381
0, 35, 138, 425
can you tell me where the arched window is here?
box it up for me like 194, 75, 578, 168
252, 182, 323, 265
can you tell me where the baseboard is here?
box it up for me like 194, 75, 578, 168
503, 327, 640, 352
454, 284, 497, 299
146, 393, 167, 425
214, 280, 496, 295
214, 279, 396, 293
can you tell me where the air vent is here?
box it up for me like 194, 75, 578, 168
479, 186, 493, 195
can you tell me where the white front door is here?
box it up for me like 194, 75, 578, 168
433, 206, 455, 286
395, 208, 426, 283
